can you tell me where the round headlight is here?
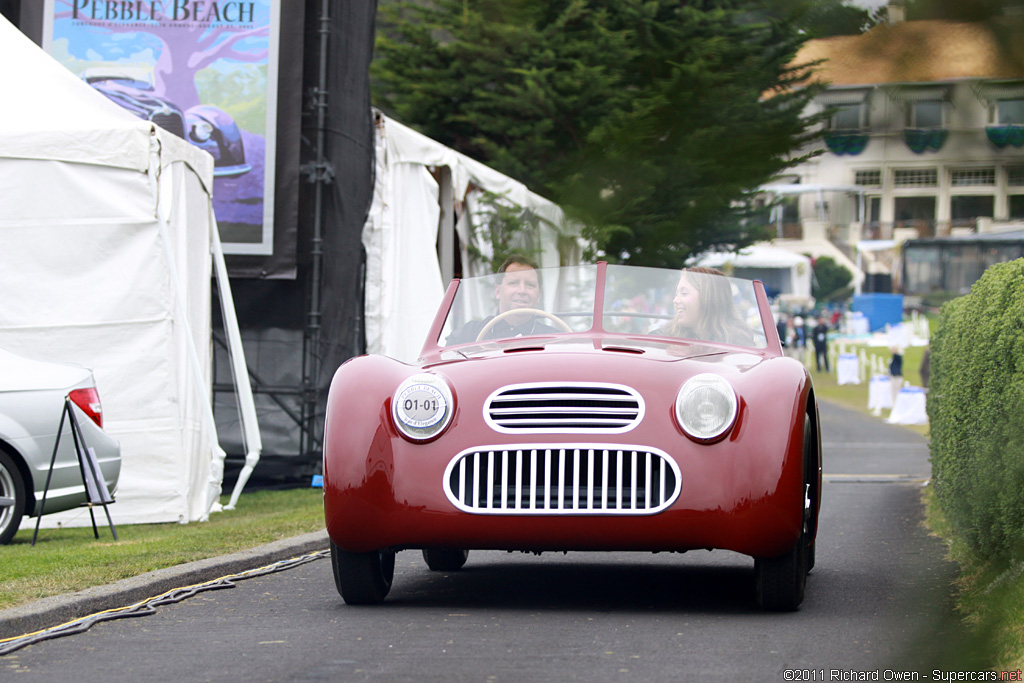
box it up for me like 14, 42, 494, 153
675, 373, 737, 441
190, 120, 214, 143
392, 373, 454, 442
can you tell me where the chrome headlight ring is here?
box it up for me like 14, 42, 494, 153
190, 119, 214, 143
392, 373, 455, 442
674, 373, 738, 442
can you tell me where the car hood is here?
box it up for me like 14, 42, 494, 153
426, 335, 767, 367
0, 348, 93, 393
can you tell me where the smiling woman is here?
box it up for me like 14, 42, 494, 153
657, 267, 756, 346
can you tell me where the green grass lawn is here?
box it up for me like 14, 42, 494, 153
809, 341, 930, 438
0, 488, 324, 612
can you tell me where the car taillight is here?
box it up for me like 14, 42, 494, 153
69, 387, 103, 428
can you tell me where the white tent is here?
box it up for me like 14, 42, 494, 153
0, 15, 259, 527
855, 239, 901, 295
690, 243, 813, 303
362, 114, 582, 364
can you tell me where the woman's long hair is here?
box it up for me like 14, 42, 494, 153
663, 267, 754, 345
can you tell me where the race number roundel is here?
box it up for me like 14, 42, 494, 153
396, 382, 448, 429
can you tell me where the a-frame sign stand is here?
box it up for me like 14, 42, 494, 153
32, 397, 118, 546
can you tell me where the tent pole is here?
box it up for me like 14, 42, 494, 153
302, 0, 331, 459
211, 225, 263, 510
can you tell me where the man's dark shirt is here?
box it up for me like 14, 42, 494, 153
447, 315, 560, 345
812, 323, 829, 351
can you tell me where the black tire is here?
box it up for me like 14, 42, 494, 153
755, 537, 806, 611
422, 548, 469, 571
755, 414, 815, 611
330, 541, 395, 605
802, 413, 819, 574
0, 450, 26, 545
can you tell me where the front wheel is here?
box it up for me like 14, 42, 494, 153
755, 414, 815, 611
754, 539, 806, 611
0, 450, 26, 545
422, 548, 469, 571
330, 541, 396, 605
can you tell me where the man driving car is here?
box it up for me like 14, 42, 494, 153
446, 255, 562, 344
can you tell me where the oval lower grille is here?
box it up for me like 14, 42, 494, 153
484, 382, 644, 433
443, 444, 680, 515
152, 112, 186, 138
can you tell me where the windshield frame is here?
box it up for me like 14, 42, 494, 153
420, 262, 782, 359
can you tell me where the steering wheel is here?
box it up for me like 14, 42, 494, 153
475, 308, 572, 342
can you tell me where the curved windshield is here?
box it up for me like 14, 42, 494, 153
437, 264, 767, 349
440, 265, 597, 346
603, 265, 767, 348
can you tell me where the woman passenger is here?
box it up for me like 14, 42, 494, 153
658, 266, 755, 346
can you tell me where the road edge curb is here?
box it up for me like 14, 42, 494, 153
0, 529, 330, 641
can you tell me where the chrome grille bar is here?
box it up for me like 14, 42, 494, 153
444, 444, 681, 515
485, 383, 645, 434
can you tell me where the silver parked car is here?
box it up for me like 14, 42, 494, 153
0, 347, 121, 544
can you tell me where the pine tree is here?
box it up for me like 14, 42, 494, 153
373, 0, 826, 267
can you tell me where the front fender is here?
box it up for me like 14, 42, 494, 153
725, 356, 815, 556
323, 355, 414, 550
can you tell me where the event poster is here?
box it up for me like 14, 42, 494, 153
43, 0, 281, 255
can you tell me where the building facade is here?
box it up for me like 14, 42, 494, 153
771, 10, 1024, 289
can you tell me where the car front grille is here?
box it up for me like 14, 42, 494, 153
484, 383, 644, 434
152, 112, 186, 138
443, 444, 680, 515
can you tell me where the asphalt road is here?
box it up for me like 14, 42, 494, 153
1, 400, 985, 681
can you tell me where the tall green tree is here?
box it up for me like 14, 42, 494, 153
810, 255, 853, 302
373, 0, 825, 267
785, 0, 874, 37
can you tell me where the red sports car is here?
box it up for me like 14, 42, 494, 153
323, 262, 821, 610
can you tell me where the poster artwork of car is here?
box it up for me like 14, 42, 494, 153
83, 68, 252, 177
45, 0, 280, 254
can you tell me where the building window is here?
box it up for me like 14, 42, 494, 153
1008, 166, 1024, 186
894, 196, 936, 237
820, 91, 871, 155
1009, 195, 1024, 219
865, 196, 882, 239
986, 94, 1024, 146
907, 100, 945, 128
855, 170, 881, 187
894, 169, 938, 188
995, 99, 1024, 125
831, 103, 865, 130
951, 168, 996, 186
951, 196, 995, 228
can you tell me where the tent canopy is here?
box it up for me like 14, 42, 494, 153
0, 15, 256, 526
690, 244, 813, 302
362, 114, 583, 364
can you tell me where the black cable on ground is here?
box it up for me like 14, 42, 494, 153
0, 549, 328, 656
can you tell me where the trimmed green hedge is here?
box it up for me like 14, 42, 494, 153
929, 258, 1024, 562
